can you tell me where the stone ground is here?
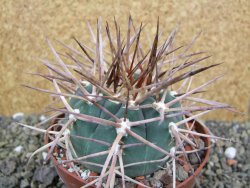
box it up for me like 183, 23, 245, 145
0, 114, 249, 188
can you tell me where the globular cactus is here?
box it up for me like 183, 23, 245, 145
69, 85, 182, 177
23, 17, 233, 187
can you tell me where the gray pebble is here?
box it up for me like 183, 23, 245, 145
205, 169, 215, 176
176, 165, 189, 181
242, 164, 250, 172
20, 179, 30, 188
0, 157, 17, 175
188, 153, 200, 165
149, 178, 163, 188
33, 166, 58, 186
153, 169, 167, 180
216, 169, 223, 175
0, 176, 18, 188
12, 112, 24, 121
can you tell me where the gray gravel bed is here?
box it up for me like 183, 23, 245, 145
0, 114, 249, 188
0, 115, 64, 188
197, 121, 250, 188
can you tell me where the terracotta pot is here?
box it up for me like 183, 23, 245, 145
176, 120, 211, 188
45, 118, 210, 188
45, 133, 93, 187
51, 156, 88, 188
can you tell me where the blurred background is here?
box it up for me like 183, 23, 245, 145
0, 0, 250, 121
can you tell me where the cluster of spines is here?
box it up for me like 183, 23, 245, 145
20, 16, 236, 188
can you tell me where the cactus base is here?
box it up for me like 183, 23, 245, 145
46, 116, 211, 188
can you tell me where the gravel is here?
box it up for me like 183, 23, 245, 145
197, 121, 250, 188
0, 114, 249, 188
0, 115, 64, 188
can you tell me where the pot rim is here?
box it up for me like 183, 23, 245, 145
176, 119, 211, 188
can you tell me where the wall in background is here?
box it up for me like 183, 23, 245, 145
1, 0, 250, 121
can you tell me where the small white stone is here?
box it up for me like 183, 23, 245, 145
12, 112, 24, 121
39, 115, 46, 122
81, 170, 90, 180
224, 147, 237, 159
14, 145, 23, 153
68, 168, 74, 172
209, 161, 214, 167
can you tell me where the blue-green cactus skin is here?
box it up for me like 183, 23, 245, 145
69, 85, 182, 177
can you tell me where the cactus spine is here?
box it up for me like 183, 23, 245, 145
25, 16, 232, 187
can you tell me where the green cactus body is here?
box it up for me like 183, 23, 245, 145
69, 85, 182, 177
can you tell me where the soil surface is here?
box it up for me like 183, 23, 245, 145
0, 114, 249, 188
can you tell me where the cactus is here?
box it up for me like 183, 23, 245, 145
22, 17, 233, 187
69, 85, 182, 177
